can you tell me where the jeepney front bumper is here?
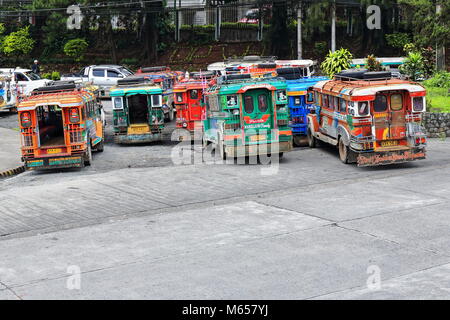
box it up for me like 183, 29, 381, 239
225, 141, 293, 158
114, 133, 163, 144
357, 148, 426, 167
25, 156, 84, 170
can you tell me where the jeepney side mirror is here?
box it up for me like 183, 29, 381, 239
306, 90, 315, 104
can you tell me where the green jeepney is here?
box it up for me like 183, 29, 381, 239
203, 74, 293, 159
110, 77, 165, 144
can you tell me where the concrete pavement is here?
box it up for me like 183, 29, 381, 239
0, 139, 449, 299
0, 127, 23, 175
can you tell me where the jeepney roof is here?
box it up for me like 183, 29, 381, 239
110, 84, 162, 96
313, 79, 426, 98
209, 78, 287, 95
276, 59, 315, 67
285, 77, 329, 94
18, 90, 94, 111
174, 80, 207, 92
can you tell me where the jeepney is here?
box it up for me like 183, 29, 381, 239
173, 71, 215, 141
307, 70, 427, 166
110, 77, 165, 144
136, 66, 183, 122
277, 69, 328, 146
203, 74, 293, 159
18, 82, 105, 170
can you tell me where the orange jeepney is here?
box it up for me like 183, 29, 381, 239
18, 82, 105, 170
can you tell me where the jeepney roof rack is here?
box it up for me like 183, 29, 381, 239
117, 76, 153, 86
335, 70, 392, 82
32, 82, 80, 94
276, 67, 307, 80
190, 71, 216, 80
217, 74, 282, 85
139, 66, 170, 73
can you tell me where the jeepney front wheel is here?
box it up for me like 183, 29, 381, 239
84, 142, 93, 166
307, 127, 317, 148
169, 104, 175, 122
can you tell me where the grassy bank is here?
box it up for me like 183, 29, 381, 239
425, 87, 450, 112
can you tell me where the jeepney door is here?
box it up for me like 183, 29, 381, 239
188, 89, 202, 121
373, 92, 406, 145
389, 93, 406, 140
373, 94, 390, 143
242, 89, 273, 142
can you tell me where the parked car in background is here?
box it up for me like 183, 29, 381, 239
0, 68, 52, 111
61, 65, 134, 98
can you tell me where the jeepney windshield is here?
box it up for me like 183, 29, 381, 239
374, 95, 387, 112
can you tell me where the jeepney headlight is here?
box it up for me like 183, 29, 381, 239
182, 122, 188, 128
232, 109, 239, 115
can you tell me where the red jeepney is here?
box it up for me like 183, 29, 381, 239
173, 71, 215, 141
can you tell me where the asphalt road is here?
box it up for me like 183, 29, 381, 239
1, 102, 450, 300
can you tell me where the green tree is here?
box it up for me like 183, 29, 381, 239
64, 38, 89, 62
320, 48, 353, 77
2, 26, 35, 56
366, 54, 383, 71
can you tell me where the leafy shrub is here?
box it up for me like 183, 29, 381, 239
320, 48, 353, 77
64, 39, 89, 62
365, 55, 383, 72
41, 72, 52, 80
51, 71, 60, 81
423, 71, 450, 88
2, 26, 34, 56
403, 43, 417, 54
400, 52, 425, 81
386, 33, 410, 49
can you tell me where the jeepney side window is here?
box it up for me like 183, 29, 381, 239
152, 95, 162, 107
374, 95, 387, 112
329, 95, 334, 109
390, 94, 403, 111
315, 92, 320, 104
412, 96, 425, 112
113, 97, 124, 110
244, 96, 254, 113
323, 95, 329, 108
190, 90, 199, 100
339, 98, 347, 113
334, 97, 339, 111
358, 101, 370, 116
205, 96, 210, 110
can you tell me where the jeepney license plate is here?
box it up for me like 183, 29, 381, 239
129, 127, 149, 134
250, 135, 266, 141
47, 148, 62, 154
381, 140, 398, 147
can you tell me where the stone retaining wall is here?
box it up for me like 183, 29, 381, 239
423, 112, 450, 138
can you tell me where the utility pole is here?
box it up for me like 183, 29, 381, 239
436, 3, 445, 70
331, 0, 336, 52
297, 1, 303, 59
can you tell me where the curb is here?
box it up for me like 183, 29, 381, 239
0, 166, 26, 179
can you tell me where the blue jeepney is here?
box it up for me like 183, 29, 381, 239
284, 76, 328, 146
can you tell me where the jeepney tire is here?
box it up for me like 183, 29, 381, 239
84, 143, 93, 166
307, 127, 317, 148
96, 140, 104, 153
218, 139, 226, 161
338, 138, 350, 164
293, 136, 303, 147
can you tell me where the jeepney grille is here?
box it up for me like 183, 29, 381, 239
70, 131, 83, 143
22, 135, 33, 147
277, 119, 289, 126
21, 128, 34, 147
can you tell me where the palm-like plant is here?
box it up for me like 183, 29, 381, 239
320, 48, 353, 78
